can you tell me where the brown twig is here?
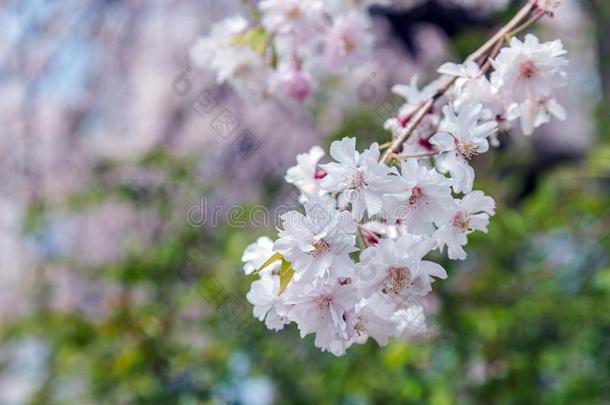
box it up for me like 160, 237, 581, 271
391, 151, 440, 160
480, 37, 506, 74
380, 2, 537, 163
506, 10, 545, 39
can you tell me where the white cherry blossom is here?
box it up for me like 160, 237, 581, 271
285, 278, 359, 356
320, 138, 400, 220
260, 0, 324, 36
358, 235, 447, 300
491, 34, 568, 103
242, 236, 278, 275
347, 293, 398, 346
434, 191, 496, 260
441, 61, 511, 125
509, 96, 566, 135
431, 103, 497, 193
438, 60, 482, 86
270, 62, 317, 102
324, 11, 373, 71
273, 199, 357, 281
285, 145, 326, 202
240, 5, 568, 355
190, 16, 249, 70
246, 273, 291, 331
190, 17, 268, 89
383, 159, 455, 235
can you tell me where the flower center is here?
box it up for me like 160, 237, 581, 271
309, 239, 330, 256
343, 35, 356, 53
286, 6, 300, 20
354, 320, 366, 336
519, 59, 537, 79
418, 136, 435, 151
384, 266, 411, 294
338, 277, 352, 285
348, 169, 365, 189
235, 63, 253, 77
409, 187, 423, 205
315, 295, 332, 310
452, 211, 470, 230
456, 140, 478, 159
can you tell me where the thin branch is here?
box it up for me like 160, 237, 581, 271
480, 36, 506, 74
391, 151, 440, 160
465, 2, 535, 63
506, 10, 545, 39
379, 141, 393, 150
380, 2, 537, 163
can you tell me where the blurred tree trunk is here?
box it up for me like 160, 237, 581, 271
588, 0, 610, 137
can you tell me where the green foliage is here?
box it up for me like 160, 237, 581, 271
328, 108, 388, 146
7, 136, 608, 404
4, 103, 610, 405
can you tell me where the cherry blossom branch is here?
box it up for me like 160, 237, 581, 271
381, 2, 537, 163
379, 141, 393, 150
241, 0, 567, 357
481, 9, 546, 74
479, 37, 506, 74
506, 9, 546, 38
390, 151, 440, 160
482, 9, 546, 73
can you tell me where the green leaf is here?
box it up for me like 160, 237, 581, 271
270, 43, 278, 69
253, 252, 283, 275
279, 259, 295, 295
228, 26, 270, 57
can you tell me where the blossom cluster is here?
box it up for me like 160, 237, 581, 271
190, 0, 384, 101
241, 2, 567, 356
190, 1, 561, 103
387, 32, 568, 149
